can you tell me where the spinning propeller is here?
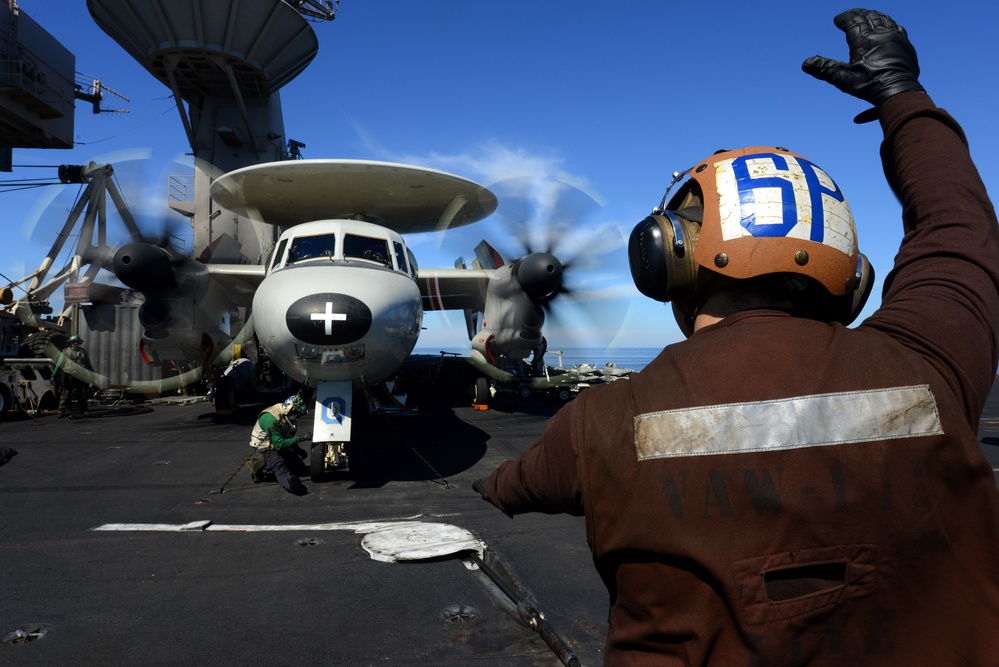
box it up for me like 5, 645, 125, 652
489, 175, 605, 320
9, 155, 249, 396
461, 175, 617, 366
111, 221, 193, 294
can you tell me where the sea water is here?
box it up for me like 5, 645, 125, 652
412, 347, 660, 373
545, 347, 659, 373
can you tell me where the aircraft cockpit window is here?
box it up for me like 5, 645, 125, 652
269, 239, 288, 271
344, 234, 391, 267
407, 248, 419, 276
289, 234, 336, 263
393, 241, 409, 275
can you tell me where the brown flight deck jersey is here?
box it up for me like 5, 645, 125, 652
484, 92, 999, 666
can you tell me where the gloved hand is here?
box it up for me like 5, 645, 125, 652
802, 9, 924, 124
297, 431, 311, 442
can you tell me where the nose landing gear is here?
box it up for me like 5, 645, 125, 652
310, 441, 349, 481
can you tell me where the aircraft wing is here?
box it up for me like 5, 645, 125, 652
206, 264, 267, 306
416, 268, 491, 312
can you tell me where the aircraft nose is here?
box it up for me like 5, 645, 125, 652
286, 293, 373, 345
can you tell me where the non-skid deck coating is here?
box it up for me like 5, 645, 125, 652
0, 392, 605, 666
4, 384, 999, 665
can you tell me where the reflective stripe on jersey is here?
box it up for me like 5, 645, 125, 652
635, 385, 942, 460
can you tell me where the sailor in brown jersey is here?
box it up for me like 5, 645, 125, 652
475, 9, 999, 665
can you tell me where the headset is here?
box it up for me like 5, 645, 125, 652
628, 210, 700, 305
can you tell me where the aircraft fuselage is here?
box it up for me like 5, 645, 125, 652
252, 220, 423, 388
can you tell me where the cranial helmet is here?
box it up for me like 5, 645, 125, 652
68, 335, 83, 344
628, 146, 874, 336
283, 394, 307, 416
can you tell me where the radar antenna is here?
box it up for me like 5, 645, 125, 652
73, 74, 130, 115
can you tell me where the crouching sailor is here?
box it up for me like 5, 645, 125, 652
248, 395, 310, 496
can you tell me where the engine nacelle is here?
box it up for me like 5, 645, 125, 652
112, 241, 236, 365
474, 252, 562, 363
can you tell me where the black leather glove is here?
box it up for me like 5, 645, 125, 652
297, 432, 311, 442
472, 478, 490, 501
802, 9, 924, 124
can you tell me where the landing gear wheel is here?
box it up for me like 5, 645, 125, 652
310, 442, 327, 482
557, 388, 571, 402
474, 377, 490, 406
518, 386, 531, 399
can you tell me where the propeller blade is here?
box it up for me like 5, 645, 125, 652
488, 176, 603, 261
447, 170, 640, 355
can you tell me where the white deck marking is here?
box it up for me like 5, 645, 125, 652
93, 513, 442, 534
91, 514, 485, 563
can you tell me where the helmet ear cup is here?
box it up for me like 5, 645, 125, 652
846, 252, 875, 325
628, 212, 700, 303
792, 252, 876, 326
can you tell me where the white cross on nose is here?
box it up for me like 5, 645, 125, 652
311, 302, 347, 335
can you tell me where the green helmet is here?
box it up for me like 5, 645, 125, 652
283, 395, 307, 416
68, 335, 83, 344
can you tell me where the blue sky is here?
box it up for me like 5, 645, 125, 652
3, 1, 998, 354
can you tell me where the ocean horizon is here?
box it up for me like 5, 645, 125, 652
411, 346, 660, 373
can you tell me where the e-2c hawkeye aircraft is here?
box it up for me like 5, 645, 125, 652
111, 159, 573, 480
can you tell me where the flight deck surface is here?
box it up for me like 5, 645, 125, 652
4, 384, 999, 665
0, 390, 605, 665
